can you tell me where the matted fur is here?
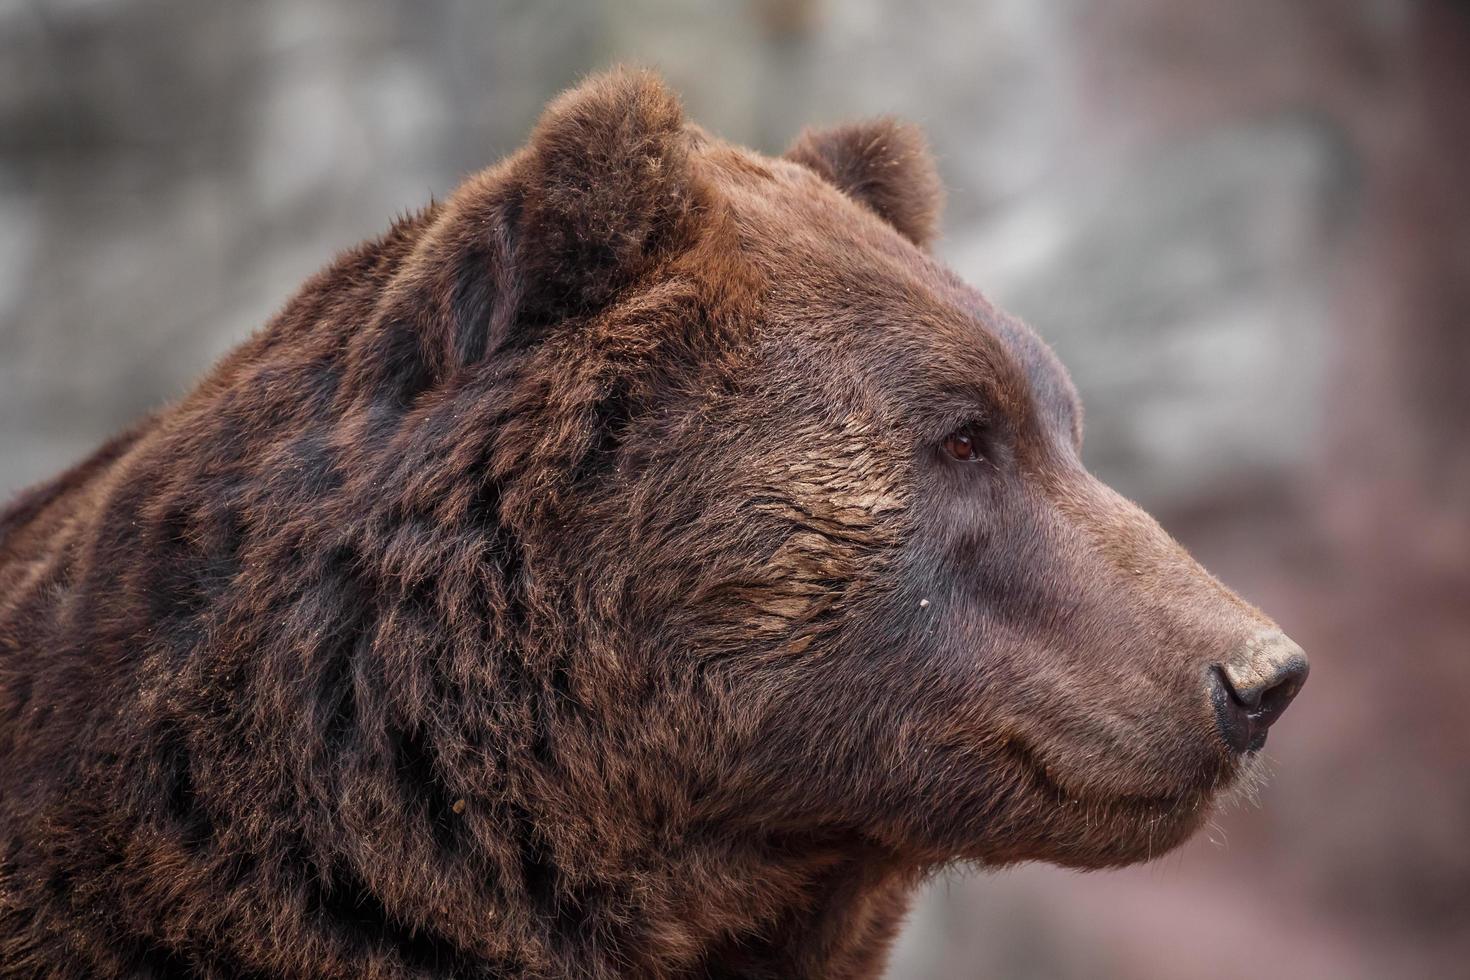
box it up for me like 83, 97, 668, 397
0, 69, 1295, 979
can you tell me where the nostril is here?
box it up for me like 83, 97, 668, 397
1221, 670, 1262, 712
1256, 655, 1309, 720
1210, 641, 1309, 754
1210, 666, 1255, 753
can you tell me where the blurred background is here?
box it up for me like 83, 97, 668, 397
2, 0, 1467, 976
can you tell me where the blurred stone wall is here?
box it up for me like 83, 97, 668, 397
2, 1, 1467, 977
0, 0, 1341, 509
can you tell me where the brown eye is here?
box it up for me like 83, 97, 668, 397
943, 428, 981, 462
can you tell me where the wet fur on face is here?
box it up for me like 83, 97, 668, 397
0, 69, 1289, 979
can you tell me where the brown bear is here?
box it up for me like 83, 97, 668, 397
0, 69, 1307, 979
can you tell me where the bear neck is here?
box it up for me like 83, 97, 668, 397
485, 771, 919, 977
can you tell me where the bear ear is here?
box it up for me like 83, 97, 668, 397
352, 71, 703, 395
504, 67, 701, 322
784, 118, 943, 249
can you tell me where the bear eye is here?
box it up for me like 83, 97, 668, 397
942, 425, 983, 462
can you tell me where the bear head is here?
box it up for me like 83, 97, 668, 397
411, 68, 1311, 872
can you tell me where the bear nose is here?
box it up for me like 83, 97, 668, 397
1210, 630, 1309, 753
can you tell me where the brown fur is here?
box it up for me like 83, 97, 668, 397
0, 69, 1297, 978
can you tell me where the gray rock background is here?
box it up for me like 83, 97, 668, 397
3, 1, 1468, 976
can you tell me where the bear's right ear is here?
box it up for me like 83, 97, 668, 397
784, 118, 943, 249
497, 68, 702, 328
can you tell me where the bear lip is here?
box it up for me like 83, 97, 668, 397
1003, 735, 1226, 815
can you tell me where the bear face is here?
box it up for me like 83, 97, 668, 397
0, 69, 1307, 978
503, 76, 1307, 871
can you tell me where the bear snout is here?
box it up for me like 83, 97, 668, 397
1209, 629, 1310, 753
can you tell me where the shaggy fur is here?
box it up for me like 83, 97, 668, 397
0, 69, 1300, 979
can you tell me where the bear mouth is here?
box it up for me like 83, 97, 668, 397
980, 737, 1242, 867
1002, 736, 1230, 828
